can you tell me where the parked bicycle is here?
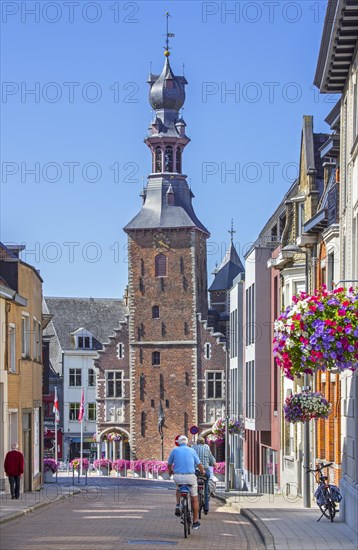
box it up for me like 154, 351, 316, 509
178, 484, 192, 538
304, 462, 342, 522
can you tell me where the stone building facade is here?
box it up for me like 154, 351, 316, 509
93, 51, 229, 460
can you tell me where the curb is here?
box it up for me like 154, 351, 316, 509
213, 493, 276, 549
0, 489, 81, 525
240, 508, 276, 550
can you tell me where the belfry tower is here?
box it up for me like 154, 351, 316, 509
124, 26, 211, 459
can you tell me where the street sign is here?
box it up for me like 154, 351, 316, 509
190, 425, 199, 435
174, 435, 180, 446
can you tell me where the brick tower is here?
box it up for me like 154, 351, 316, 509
124, 46, 210, 459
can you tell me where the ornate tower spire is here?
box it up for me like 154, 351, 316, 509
124, 17, 208, 235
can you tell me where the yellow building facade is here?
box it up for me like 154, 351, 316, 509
0, 244, 43, 492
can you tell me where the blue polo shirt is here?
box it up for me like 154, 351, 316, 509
168, 444, 201, 474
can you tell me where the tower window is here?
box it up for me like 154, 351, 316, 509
161, 322, 166, 337
176, 147, 182, 173
164, 146, 173, 172
152, 305, 160, 319
180, 256, 184, 274
155, 146, 162, 173
141, 411, 146, 437
155, 254, 167, 277
160, 374, 165, 399
152, 351, 160, 366
140, 373, 145, 402
140, 258, 145, 276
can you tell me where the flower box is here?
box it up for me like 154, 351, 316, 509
284, 391, 332, 423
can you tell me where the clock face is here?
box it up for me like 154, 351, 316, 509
153, 231, 171, 251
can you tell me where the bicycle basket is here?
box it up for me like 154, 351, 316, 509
314, 485, 326, 506
329, 484, 342, 503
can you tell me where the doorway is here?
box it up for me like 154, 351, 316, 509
22, 412, 32, 492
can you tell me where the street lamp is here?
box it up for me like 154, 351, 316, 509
282, 244, 311, 508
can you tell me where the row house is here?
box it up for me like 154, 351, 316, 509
268, 116, 329, 495
0, 243, 45, 492
43, 297, 127, 462
242, 180, 297, 492
314, 0, 358, 533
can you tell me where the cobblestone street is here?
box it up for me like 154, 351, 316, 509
0, 479, 265, 550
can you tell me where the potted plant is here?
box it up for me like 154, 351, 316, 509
112, 459, 130, 477
284, 391, 332, 423
43, 458, 59, 483
213, 462, 225, 482
156, 461, 170, 480
70, 458, 90, 473
131, 459, 146, 478
93, 458, 112, 475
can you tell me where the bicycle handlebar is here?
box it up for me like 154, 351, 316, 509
304, 462, 333, 473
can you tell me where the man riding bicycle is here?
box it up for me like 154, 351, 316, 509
192, 436, 216, 514
167, 435, 205, 530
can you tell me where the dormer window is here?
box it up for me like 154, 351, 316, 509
78, 336, 91, 349
73, 328, 94, 350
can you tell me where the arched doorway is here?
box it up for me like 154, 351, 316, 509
98, 429, 131, 462
199, 428, 225, 462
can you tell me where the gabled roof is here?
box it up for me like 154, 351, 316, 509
44, 297, 128, 351
209, 242, 244, 292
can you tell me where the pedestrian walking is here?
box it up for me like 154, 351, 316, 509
192, 437, 216, 514
4, 443, 24, 499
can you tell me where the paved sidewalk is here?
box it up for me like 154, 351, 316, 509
226, 493, 358, 550
0, 484, 80, 524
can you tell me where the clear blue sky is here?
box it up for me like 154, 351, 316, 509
1, 1, 338, 298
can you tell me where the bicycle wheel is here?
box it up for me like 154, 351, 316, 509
198, 490, 204, 519
182, 497, 188, 538
319, 499, 336, 521
328, 500, 336, 522
187, 498, 191, 535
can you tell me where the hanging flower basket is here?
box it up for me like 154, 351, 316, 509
274, 286, 358, 380
212, 417, 244, 438
205, 433, 223, 445
284, 391, 332, 423
107, 432, 122, 442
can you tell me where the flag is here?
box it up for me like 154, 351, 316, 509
78, 387, 85, 422
53, 387, 60, 423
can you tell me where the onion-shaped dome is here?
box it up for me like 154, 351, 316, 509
149, 58, 185, 111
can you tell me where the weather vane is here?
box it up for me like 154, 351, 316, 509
229, 219, 236, 243
164, 11, 175, 56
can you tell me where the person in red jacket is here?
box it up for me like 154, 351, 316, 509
4, 443, 24, 499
